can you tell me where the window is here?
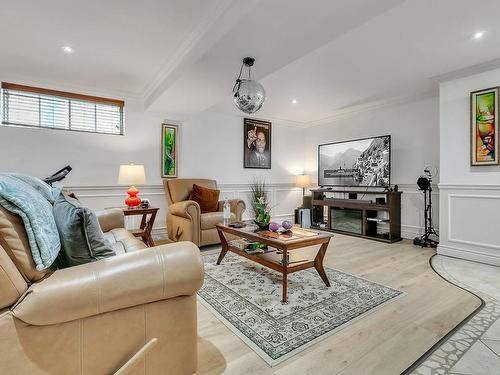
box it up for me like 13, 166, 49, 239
1, 82, 124, 135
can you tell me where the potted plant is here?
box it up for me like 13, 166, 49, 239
249, 179, 273, 230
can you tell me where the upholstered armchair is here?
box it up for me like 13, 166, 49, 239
164, 179, 246, 246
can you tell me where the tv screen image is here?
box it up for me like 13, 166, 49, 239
318, 135, 390, 187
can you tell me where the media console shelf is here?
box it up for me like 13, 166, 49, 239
310, 189, 402, 243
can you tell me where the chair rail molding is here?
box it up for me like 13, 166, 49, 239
66, 182, 439, 242
64, 183, 303, 241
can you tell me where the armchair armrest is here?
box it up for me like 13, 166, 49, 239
95, 208, 125, 232
12, 242, 204, 326
168, 200, 200, 220
218, 199, 246, 221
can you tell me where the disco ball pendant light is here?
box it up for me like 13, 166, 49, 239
232, 57, 266, 114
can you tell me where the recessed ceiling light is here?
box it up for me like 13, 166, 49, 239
61, 46, 73, 53
291, 99, 297, 104
473, 31, 486, 40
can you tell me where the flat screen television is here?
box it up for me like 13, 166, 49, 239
318, 135, 391, 187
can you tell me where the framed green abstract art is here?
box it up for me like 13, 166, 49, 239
471, 87, 499, 166
162, 123, 178, 178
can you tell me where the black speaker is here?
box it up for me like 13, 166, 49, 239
302, 195, 312, 209
348, 193, 357, 200
376, 197, 386, 204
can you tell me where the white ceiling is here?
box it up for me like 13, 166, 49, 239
3, 0, 500, 125
0, 0, 215, 96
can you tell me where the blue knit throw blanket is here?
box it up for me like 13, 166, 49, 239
0, 174, 61, 270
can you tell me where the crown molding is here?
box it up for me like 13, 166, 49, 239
142, 0, 262, 110
0, 72, 143, 102
431, 58, 500, 83
207, 89, 439, 129
141, 0, 233, 101
304, 89, 438, 128
205, 109, 309, 128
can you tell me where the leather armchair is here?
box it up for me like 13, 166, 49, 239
0, 205, 204, 375
164, 179, 246, 246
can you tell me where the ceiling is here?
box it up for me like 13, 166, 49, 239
0, 0, 216, 96
3, 0, 500, 125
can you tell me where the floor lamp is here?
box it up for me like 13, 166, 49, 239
295, 174, 311, 205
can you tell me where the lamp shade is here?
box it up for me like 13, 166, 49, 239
295, 174, 311, 188
118, 164, 146, 185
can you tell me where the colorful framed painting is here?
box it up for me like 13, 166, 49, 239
161, 123, 178, 178
471, 87, 499, 166
243, 118, 272, 169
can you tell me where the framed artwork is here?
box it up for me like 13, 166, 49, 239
161, 123, 178, 178
243, 118, 272, 169
471, 87, 499, 166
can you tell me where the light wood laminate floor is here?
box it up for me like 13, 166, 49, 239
194, 234, 481, 375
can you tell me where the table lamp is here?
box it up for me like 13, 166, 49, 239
118, 164, 146, 207
295, 174, 311, 197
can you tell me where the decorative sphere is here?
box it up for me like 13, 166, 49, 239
282, 220, 293, 230
269, 222, 280, 232
233, 79, 266, 114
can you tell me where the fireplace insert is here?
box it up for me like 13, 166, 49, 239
330, 208, 362, 235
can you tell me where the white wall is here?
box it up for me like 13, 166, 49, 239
304, 96, 440, 239
0, 99, 166, 186
438, 68, 500, 266
0, 100, 304, 237
177, 111, 306, 184
0, 81, 442, 242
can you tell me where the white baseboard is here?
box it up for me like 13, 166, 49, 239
437, 244, 500, 267
152, 227, 168, 241
378, 223, 438, 240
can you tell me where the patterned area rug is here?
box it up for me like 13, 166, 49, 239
198, 252, 404, 366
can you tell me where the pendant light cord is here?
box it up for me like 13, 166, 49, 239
232, 62, 252, 93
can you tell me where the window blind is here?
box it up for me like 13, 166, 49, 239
1, 82, 124, 135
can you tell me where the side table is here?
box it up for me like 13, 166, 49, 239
121, 207, 159, 247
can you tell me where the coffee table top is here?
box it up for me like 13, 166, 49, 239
216, 222, 333, 250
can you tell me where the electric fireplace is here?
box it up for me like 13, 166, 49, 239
330, 208, 362, 235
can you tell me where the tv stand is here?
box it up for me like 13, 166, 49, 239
310, 189, 402, 243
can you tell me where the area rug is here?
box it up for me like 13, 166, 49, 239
198, 252, 404, 366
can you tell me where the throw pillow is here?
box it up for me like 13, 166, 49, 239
189, 184, 220, 213
52, 193, 115, 268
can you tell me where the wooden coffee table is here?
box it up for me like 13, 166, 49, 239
216, 223, 334, 303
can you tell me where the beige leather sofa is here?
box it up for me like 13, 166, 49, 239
0, 206, 204, 375
164, 179, 246, 246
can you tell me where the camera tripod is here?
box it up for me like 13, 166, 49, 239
413, 178, 439, 248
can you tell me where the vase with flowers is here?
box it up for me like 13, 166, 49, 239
249, 179, 273, 230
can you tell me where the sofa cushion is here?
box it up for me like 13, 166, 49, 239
103, 228, 147, 255
200, 212, 236, 230
53, 193, 115, 267
0, 244, 28, 308
189, 184, 220, 213
0, 206, 49, 282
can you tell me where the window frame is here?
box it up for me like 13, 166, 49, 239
1, 82, 125, 136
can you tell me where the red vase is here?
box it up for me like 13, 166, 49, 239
125, 186, 141, 207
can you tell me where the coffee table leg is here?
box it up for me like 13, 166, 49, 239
282, 249, 288, 304
314, 241, 331, 287
216, 229, 229, 265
